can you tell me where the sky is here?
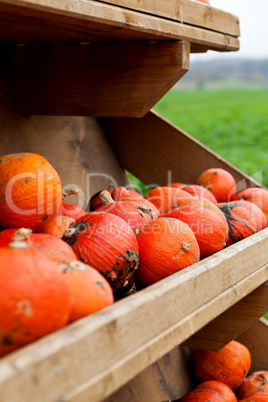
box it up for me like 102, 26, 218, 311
191, 0, 268, 61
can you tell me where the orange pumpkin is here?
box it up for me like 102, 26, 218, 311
238, 395, 268, 402
0, 230, 70, 357
193, 340, 251, 390
164, 204, 228, 258
197, 168, 236, 203
237, 371, 268, 400
39, 215, 75, 238
0, 153, 62, 231
228, 201, 267, 232
181, 389, 224, 402
232, 187, 268, 223
0, 228, 79, 262
195, 381, 237, 402
165, 182, 186, 189
145, 186, 191, 215
218, 202, 257, 246
182, 184, 217, 204
136, 217, 200, 287
59, 260, 114, 323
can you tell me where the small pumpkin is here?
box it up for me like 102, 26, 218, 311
59, 260, 114, 323
0, 228, 79, 262
39, 215, 75, 238
57, 188, 86, 220
238, 395, 268, 402
232, 187, 268, 223
62, 212, 139, 292
136, 218, 200, 287
182, 184, 217, 204
195, 381, 237, 402
88, 186, 143, 211
237, 371, 268, 400
193, 340, 251, 390
165, 182, 186, 189
97, 190, 159, 231
180, 389, 224, 402
227, 201, 267, 232
197, 168, 236, 203
145, 186, 191, 215
0, 153, 62, 231
0, 229, 70, 357
218, 202, 257, 246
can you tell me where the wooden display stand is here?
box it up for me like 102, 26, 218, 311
0, 1, 267, 402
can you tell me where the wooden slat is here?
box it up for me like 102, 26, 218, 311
100, 111, 262, 191
183, 281, 268, 350
0, 72, 130, 209
0, 41, 190, 117
99, 0, 240, 37
0, 231, 267, 402
0, 1, 240, 52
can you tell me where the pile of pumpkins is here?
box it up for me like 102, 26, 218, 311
162, 340, 268, 402
0, 152, 267, 357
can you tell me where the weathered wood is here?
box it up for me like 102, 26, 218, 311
100, 111, 262, 192
0, 0, 240, 52
1, 41, 190, 117
99, 0, 240, 37
237, 318, 268, 372
183, 281, 268, 350
0, 231, 267, 402
0, 72, 129, 209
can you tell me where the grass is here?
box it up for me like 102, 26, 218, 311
153, 89, 268, 188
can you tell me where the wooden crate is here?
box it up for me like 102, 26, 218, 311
0, 1, 267, 402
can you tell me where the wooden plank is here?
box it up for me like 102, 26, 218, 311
183, 281, 268, 350
0, 1, 240, 52
0, 41, 190, 117
0, 72, 130, 209
236, 318, 268, 372
99, 111, 262, 192
98, 0, 240, 37
0, 231, 267, 402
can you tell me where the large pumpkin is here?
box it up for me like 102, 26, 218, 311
0, 153, 62, 231
136, 217, 200, 287
193, 340, 251, 390
62, 212, 139, 292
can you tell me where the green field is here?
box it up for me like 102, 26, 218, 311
153, 89, 268, 188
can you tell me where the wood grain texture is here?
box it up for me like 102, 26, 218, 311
0, 72, 130, 209
100, 111, 262, 192
99, 0, 240, 37
0, 230, 267, 402
0, 0, 239, 52
183, 281, 268, 350
1, 41, 190, 117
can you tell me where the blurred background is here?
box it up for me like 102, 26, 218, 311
149, 0, 268, 189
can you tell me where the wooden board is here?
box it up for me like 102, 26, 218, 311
0, 72, 130, 209
0, 0, 239, 52
100, 111, 262, 191
99, 0, 240, 37
0, 231, 267, 402
1, 41, 190, 117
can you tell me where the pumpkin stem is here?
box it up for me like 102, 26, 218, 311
62, 188, 80, 200
8, 228, 32, 250
99, 190, 114, 205
63, 227, 77, 238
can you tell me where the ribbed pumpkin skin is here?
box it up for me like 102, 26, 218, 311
0, 247, 70, 357
237, 371, 268, 400
98, 199, 159, 231
193, 340, 251, 390
111, 186, 144, 202
59, 261, 114, 323
197, 168, 236, 203
0, 229, 78, 262
182, 184, 217, 204
181, 389, 224, 402
57, 201, 86, 220
165, 182, 186, 189
232, 187, 268, 223
164, 206, 227, 258
0, 153, 62, 231
145, 187, 191, 215
218, 203, 257, 246
227, 201, 267, 232
170, 197, 229, 243
62, 212, 139, 292
195, 381, 237, 402
136, 218, 200, 287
